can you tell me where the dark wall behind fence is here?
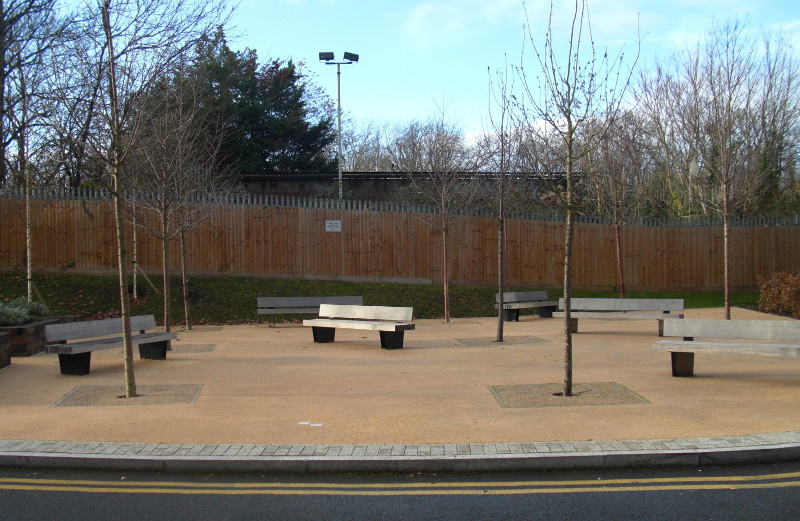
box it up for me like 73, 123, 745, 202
1, 197, 798, 291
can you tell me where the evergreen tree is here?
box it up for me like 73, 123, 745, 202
189, 29, 336, 178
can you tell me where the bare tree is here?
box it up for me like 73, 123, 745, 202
58, 0, 230, 398
673, 19, 799, 318
388, 111, 482, 322
482, 60, 535, 341
128, 69, 236, 333
517, 0, 638, 396
341, 118, 394, 173
3, 3, 66, 302
0, 0, 63, 185
635, 64, 703, 217
583, 111, 649, 297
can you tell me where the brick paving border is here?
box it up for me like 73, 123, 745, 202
2, 431, 799, 474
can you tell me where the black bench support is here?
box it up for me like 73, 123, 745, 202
58, 353, 92, 375
670, 335, 696, 376
538, 306, 556, 318
503, 309, 519, 322
139, 341, 169, 360
568, 317, 579, 334
671, 352, 695, 377
379, 331, 405, 350
501, 306, 556, 322
312, 327, 336, 343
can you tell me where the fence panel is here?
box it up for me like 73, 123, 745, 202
1, 196, 798, 291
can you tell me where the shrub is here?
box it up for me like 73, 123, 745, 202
0, 297, 50, 326
757, 272, 800, 319
0, 304, 31, 326
7, 297, 49, 317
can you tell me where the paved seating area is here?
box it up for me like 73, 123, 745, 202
0, 307, 798, 472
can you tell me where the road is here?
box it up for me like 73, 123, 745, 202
2, 462, 799, 520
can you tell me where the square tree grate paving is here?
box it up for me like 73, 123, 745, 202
53, 384, 203, 407
489, 382, 650, 408
171, 344, 216, 353
456, 335, 548, 347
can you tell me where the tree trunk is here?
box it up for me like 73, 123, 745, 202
104, 0, 136, 398
113, 185, 136, 398
723, 177, 732, 320
723, 215, 731, 320
25, 175, 32, 302
496, 215, 505, 342
563, 209, 574, 397
563, 130, 575, 398
614, 223, 626, 298
131, 198, 138, 299
180, 227, 192, 330
22, 120, 32, 302
161, 223, 172, 336
442, 227, 450, 323
0, 35, 6, 185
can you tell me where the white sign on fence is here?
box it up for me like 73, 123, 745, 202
325, 220, 342, 232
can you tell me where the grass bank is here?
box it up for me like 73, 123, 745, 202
0, 271, 760, 325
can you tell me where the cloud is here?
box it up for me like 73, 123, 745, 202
402, 0, 521, 52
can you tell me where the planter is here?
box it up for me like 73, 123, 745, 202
0, 333, 9, 369
0, 318, 61, 357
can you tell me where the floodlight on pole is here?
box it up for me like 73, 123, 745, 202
319, 51, 359, 199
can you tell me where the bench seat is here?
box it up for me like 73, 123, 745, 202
45, 315, 176, 375
303, 304, 415, 349
301, 318, 416, 332
554, 298, 684, 335
257, 296, 363, 326
45, 331, 177, 355
652, 318, 800, 376
495, 291, 557, 321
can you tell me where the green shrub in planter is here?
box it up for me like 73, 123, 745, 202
0, 298, 55, 356
0, 297, 50, 326
11, 297, 49, 317
0, 305, 30, 326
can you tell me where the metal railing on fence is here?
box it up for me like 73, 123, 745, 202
1, 186, 798, 227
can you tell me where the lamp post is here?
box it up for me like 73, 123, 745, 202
319, 51, 358, 199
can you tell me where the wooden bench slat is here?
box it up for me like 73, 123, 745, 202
257, 307, 322, 314
501, 301, 558, 310
45, 332, 177, 355
318, 304, 413, 322
496, 291, 548, 303
554, 298, 685, 335
45, 315, 157, 342
662, 318, 800, 340
556, 311, 684, 320
302, 319, 415, 332
653, 340, 800, 357
257, 296, 362, 312
560, 298, 685, 312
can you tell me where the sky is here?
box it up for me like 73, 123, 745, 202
229, 0, 800, 136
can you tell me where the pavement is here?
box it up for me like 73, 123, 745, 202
1, 306, 798, 474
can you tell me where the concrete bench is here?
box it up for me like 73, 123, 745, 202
257, 296, 363, 326
303, 304, 415, 349
652, 318, 800, 376
495, 291, 558, 321
554, 298, 684, 335
45, 315, 176, 375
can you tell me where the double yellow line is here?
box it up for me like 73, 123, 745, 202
2, 471, 800, 496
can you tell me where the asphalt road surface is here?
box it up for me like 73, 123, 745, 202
2, 462, 799, 520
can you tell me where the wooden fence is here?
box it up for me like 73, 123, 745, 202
1, 196, 798, 290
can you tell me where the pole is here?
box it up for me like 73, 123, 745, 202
337, 63, 343, 199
